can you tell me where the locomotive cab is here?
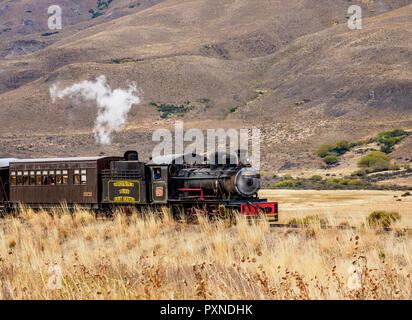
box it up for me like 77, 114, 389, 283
148, 165, 168, 204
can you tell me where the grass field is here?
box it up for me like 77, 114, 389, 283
261, 189, 412, 226
0, 190, 411, 300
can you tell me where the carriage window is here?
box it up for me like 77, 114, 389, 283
49, 175, 55, 185
73, 169, 81, 185
62, 175, 68, 185
23, 171, 29, 185
54, 170, 61, 185
10, 171, 16, 185
62, 170, 68, 175
17, 171, 23, 185
42, 175, 49, 185
48, 170, 55, 185
29, 172, 35, 185
81, 169, 87, 184
35, 171, 41, 185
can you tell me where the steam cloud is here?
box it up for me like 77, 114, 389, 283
50, 75, 141, 145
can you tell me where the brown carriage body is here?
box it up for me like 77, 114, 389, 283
8, 156, 122, 207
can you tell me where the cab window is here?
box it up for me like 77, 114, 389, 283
153, 168, 162, 180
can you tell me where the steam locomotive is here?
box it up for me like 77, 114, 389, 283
0, 151, 278, 221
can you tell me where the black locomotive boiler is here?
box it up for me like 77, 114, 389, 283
0, 151, 278, 222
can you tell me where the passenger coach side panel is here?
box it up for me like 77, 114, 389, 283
8, 160, 108, 205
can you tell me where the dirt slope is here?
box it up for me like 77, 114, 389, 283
0, 0, 411, 172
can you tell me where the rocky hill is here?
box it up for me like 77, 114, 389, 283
0, 0, 411, 174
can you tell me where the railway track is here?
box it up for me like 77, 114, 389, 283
270, 223, 412, 233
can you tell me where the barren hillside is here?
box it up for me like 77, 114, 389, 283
0, 0, 411, 173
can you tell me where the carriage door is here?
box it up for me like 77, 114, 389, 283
151, 166, 167, 203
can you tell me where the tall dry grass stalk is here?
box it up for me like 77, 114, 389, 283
0, 205, 411, 299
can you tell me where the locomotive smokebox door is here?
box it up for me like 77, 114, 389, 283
150, 166, 168, 203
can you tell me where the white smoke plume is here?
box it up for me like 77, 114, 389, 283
50, 75, 141, 145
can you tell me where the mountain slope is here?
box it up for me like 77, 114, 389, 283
0, 0, 411, 171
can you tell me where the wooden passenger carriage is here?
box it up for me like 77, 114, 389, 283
8, 156, 121, 208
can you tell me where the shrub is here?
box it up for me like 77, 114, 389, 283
288, 215, 328, 227
357, 139, 369, 145
315, 144, 335, 158
282, 174, 293, 180
346, 179, 363, 185
151, 102, 194, 118
326, 178, 340, 184
309, 175, 323, 181
322, 153, 338, 165
335, 140, 350, 153
366, 211, 401, 228
377, 129, 407, 153
351, 169, 366, 177
276, 180, 294, 188
339, 178, 362, 186
389, 163, 400, 170
358, 151, 390, 171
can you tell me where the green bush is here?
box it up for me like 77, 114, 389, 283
309, 175, 323, 181
315, 144, 335, 158
335, 140, 350, 153
366, 211, 401, 228
351, 169, 366, 177
282, 174, 293, 180
346, 179, 363, 185
150, 102, 194, 119
377, 129, 407, 153
358, 151, 390, 171
276, 180, 294, 188
326, 178, 340, 184
322, 153, 338, 165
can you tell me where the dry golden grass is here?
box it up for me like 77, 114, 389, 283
1, 203, 412, 300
